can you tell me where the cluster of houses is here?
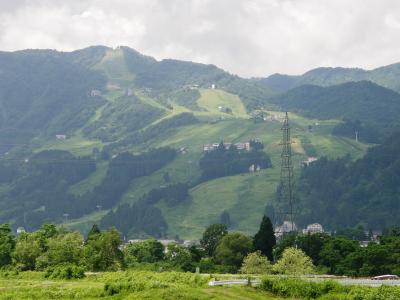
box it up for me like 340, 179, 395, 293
275, 221, 324, 238
275, 221, 381, 247
265, 114, 284, 122
203, 142, 251, 152
251, 111, 286, 123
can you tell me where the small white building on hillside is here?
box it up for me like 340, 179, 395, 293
56, 134, 66, 140
90, 89, 102, 97
302, 223, 324, 235
275, 221, 297, 238
16, 227, 26, 235
302, 157, 318, 167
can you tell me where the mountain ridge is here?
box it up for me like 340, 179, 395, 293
260, 62, 400, 93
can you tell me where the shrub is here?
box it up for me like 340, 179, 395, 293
102, 271, 207, 295
124, 239, 164, 266
260, 277, 400, 300
273, 247, 315, 275
44, 264, 85, 279
240, 251, 272, 274
214, 232, 252, 270
259, 277, 344, 299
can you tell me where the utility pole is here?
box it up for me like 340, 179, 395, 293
277, 112, 296, 233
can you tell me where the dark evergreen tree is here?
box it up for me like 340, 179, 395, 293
253, 215, 276, 261
0, 224, 15, 267
86, 224, 101, 242
220, 211, 231, 227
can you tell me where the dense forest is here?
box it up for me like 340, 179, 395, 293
100, 183, 189, 237
0, 148, 176, 231
295, 132, 400, 230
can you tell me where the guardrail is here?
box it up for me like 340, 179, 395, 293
336, 279, 400, 286
208, 278, 400, 287
208, 279, 260, 286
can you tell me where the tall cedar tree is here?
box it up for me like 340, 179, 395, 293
86, 224, 101, 243
253, 215, 276, 261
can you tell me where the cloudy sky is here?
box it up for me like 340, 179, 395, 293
0, 0, 399, 77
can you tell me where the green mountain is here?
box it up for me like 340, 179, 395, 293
0, 46, 389, 239
295, 131, 400, 230
269, 81, 400, 143
260, 63, 400, 93
0, 48, 107, 153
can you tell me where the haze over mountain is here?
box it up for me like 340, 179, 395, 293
260, 63, 400, 93
0, 46, 400, 238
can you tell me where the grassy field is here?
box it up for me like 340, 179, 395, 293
2, 271, 398, 300
0, 271, 281, 300
160, 169, 280, 239
35, 134, 103, 156
93, 48, 135, 88
197, 89, 248, 118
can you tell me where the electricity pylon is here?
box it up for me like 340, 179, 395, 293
277, 112, 296, 233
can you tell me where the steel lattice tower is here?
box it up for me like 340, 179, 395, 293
278, 112, 296, 232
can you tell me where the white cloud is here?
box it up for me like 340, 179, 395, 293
0, 0, 400, 77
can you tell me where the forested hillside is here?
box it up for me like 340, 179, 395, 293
296, 131, 400, 230
0, 49, 107, 153
260, 62, 400, 93
269, 81, 400, 143
0, 46, 399, 239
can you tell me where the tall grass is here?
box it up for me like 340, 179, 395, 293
259, 276, 400, 300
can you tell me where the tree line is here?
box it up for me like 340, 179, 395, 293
0, 215, 278, 276
2, 214, 399, 278
276, 228, 400, 277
